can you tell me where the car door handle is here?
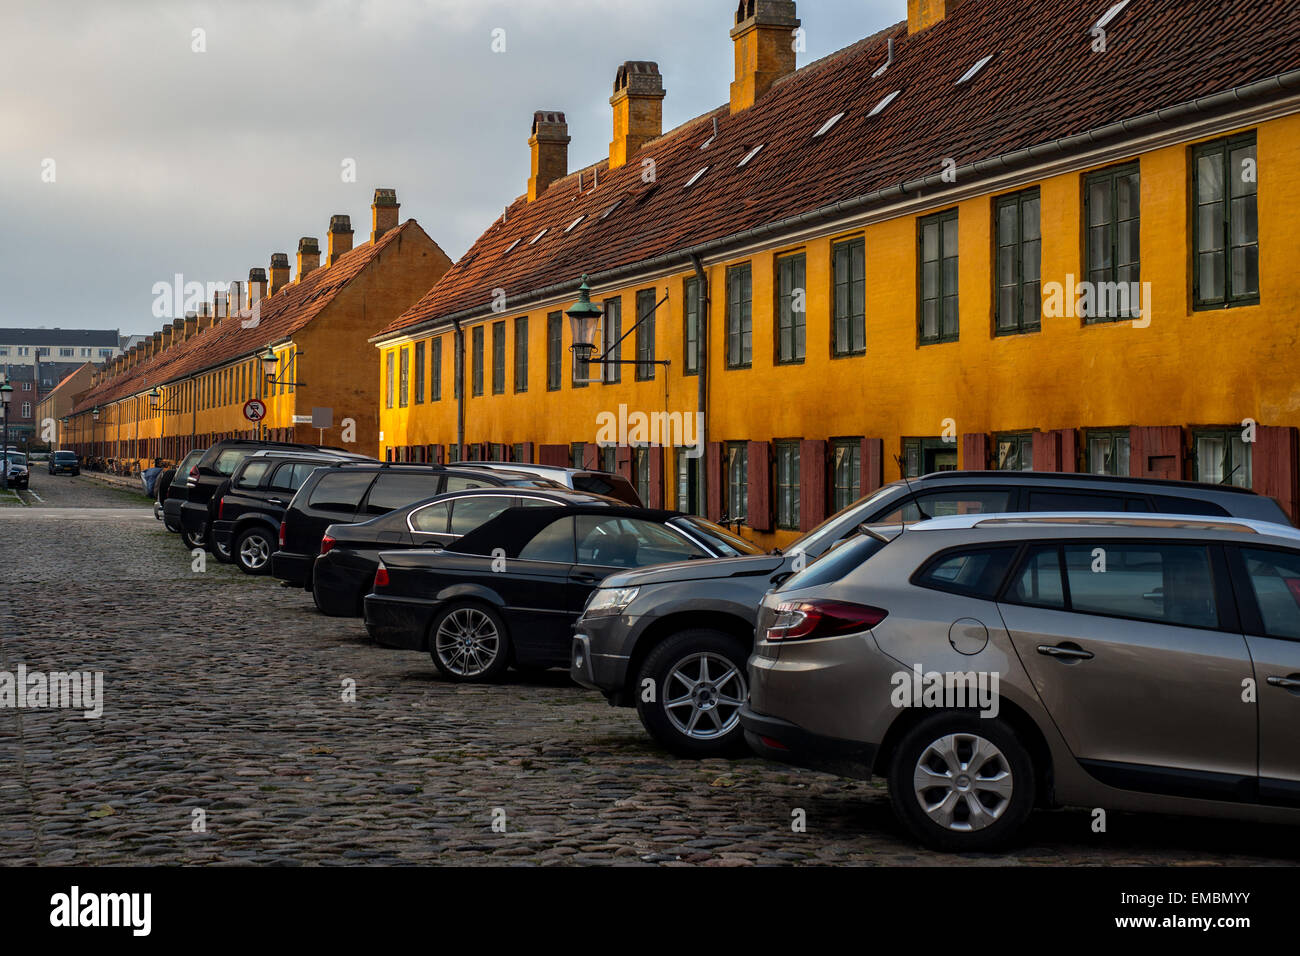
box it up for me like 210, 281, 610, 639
267, 498, 285, 507
1266, 675, 1300, 690
571, 572, 603, 584
1037, 643, 1094, 661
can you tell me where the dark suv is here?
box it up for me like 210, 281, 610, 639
571, 470, 1295, 757
161, 448, 208, 541
212, 453, 346, 575
48, 450, 80, 476
271, 462, 565, 591
178, 439, 372, 557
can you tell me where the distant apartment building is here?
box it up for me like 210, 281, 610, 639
0, 365, 38, 445
0, 328, 122, 366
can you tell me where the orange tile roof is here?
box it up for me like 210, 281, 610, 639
378, 0, 1300, 340
73, 221, 426, 414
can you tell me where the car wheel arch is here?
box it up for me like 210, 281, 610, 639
872, 696, 1057, 809
234, 516, 279, 538
622, 610, 755, 704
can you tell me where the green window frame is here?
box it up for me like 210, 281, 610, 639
634, 447, 651, 504
514, 317, 528, 393
1083, 162, 1141, 322
994, 188, 1041, 335
431, 337, 442, 402
491, 321, 505, 395
398, 347, 409, 408
683, 277, 700, 376
1085, 429, 1130, 476
904, 437, 959, 477
602, 297, 622, 384
726, 441, 748, 522
635, 288, 656, 381
995, 433, 1034, 471
546, 312, 562, 391
1192, 427, 1252, 488
414, 340, 425, 404
471, 325, 484, 397
918, 209, 959, 344
774, 440, 801, 530
725, 264, 752, 369
385, 351, 394, 409
831, 438, 862, 512
776, 252, 807, 364
832, 238, 865, 356
1193, 132, 1259, 309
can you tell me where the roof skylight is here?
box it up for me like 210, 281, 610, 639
565, 215, 586, 233
684, 166, 710, 188
868, 90, 900, 117
502, 238, 521, 256
1094, 0, 1131, 30
600, 199, 624, 220
813, 112, 845, 137
738, 144, 765, 168
956, 54, 994, 84
530, 228, 548, 244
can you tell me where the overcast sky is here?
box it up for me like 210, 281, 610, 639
0, 0, 903, 336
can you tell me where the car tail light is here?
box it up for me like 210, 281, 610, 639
278, 521, 287, 547
320, 534, 335, 555
188, 465, 200, 482
218, 497, 226, 519
764, 600, 888, 642
374, 562, 389, 590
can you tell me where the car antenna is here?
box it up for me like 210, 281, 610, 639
893, 455, 931, 529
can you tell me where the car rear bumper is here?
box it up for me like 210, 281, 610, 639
162, 498, 185, 532
271, 551, 312, 588
740, 705, 876, 780
364, 593, 435, 650
180, 501, 208, 537
312, 554, 369, 617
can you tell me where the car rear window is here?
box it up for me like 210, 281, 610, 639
777, 534, 888, 591
214, 450, 246, 475
876, 489, 1012, 524
1028, 490, 1146, 512
307, 472, 373, 513
1148, 494, 1231, 517
233, 460, 272, 490
365, 472, 445, 514
914, 546, 1018, 598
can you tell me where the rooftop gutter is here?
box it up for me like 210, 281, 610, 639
372, 68, 1300, 346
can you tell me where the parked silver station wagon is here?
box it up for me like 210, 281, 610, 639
742, 513, 1300, 851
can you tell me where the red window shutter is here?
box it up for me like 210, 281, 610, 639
748, 440, 772, 532
616, 445, 634, 481
648, 446, 664, 509
1131, 426, 1184, 480
1254, 426, 1299, 524
961, 433, 989, 470
1031, 430, 1060, 472
519, 442, 535, 464
861, 438, 884, 493
479, 442, 490, 461
539, 444, 568, 467
707, 442, 724, 523
800, 439, 827, 531
1056, 428, 1079, 472
582, 443, 600, 470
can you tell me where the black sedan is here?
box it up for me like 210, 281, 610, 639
313, 486, 619, 617
364, 505, 757, 682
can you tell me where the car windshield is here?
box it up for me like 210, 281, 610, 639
787, 483, 902, 556
674, 516, 763, 556
4, 454, 27, 466
55, 452, 76, 459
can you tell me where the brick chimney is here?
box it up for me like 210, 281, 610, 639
184, 313, 198, 339
609, 64, 664, 170
226, 282, 242, 318
172, 317, 187, 343
248, 269, 267, 309
327, 215, 354, 266
528, 111, 571, 201
161, 325, 174, 350
296, 238, 320, 283
730, 0, 800, 114
268, 254, 290, 295
150, 332, 162, 357
908, 0, 963, 34
371, 189, 399, 243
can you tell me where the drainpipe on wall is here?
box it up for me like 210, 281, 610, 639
453, 318, 466, 462
690, 253, 709, 516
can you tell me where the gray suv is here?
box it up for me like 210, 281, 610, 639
571, 471, 1293, 757
742, 512, 1300, 851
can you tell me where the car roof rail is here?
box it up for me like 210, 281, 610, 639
970, 514, 1260, 534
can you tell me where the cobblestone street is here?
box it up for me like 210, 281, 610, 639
0, 475, 1296, 866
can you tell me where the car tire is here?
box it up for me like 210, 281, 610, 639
181, 528, 205, 550
886, 712, 1036, 853
234, 526, 275, 576
635, 629, 750, 758
428, 602, 511, 683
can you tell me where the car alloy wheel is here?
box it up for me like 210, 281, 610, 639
912, 733, 1014, 832
431, 605, 508, 682
181, 529, 205, 550
663, 652, 748, 742
236, 528, 273, 575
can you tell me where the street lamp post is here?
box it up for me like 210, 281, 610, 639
0, 380, 12, 491
92, 406, 101, 463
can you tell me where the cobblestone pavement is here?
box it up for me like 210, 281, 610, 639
1, 476, 1297, 866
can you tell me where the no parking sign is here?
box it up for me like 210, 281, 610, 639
242, 399, 267, 423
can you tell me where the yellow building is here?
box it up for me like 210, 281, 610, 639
68, 190, 452, 466
374, 0, 1300, 549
